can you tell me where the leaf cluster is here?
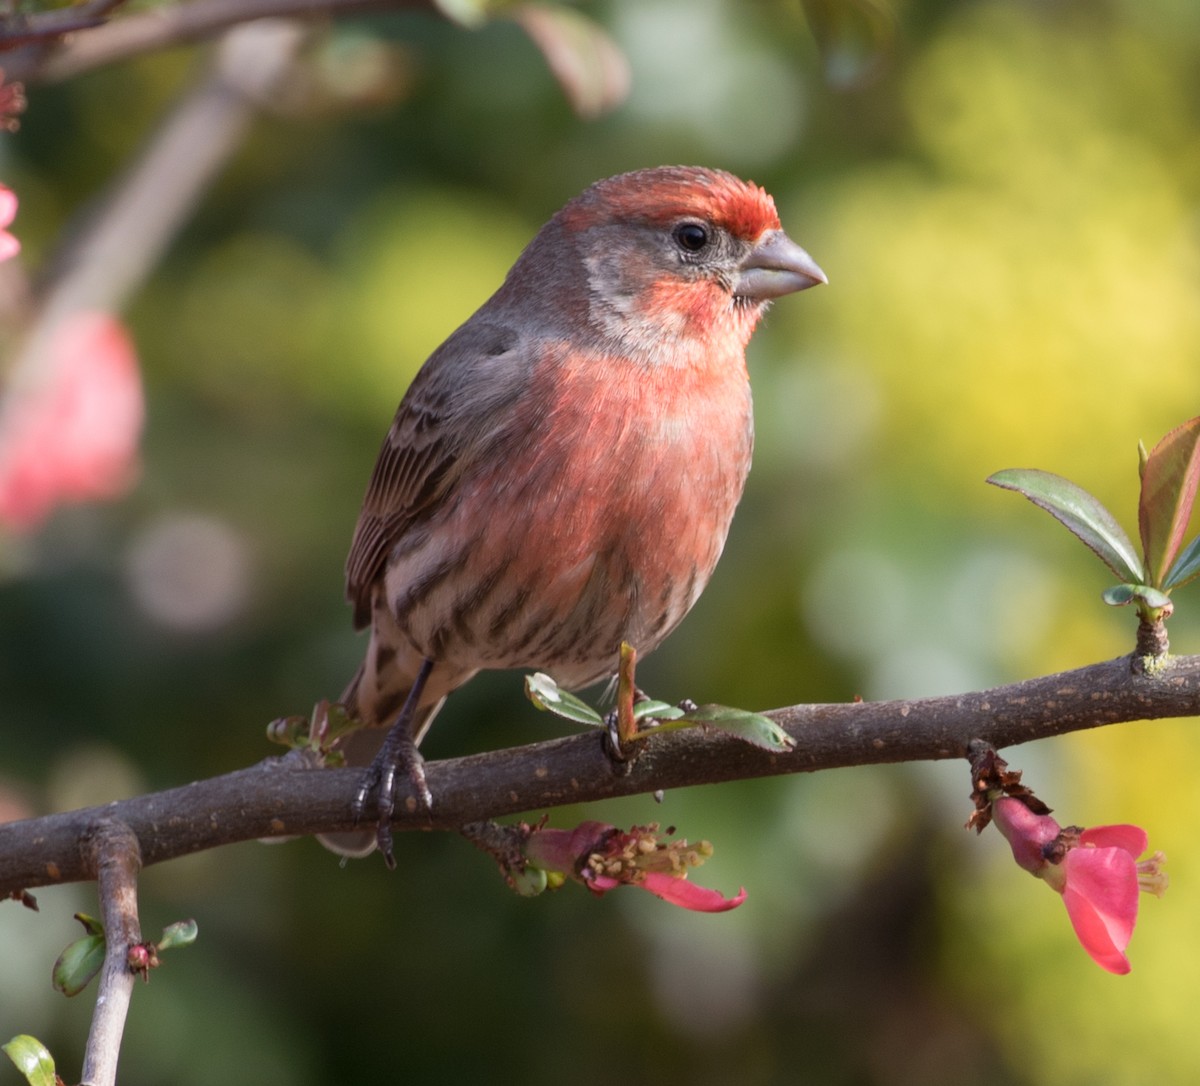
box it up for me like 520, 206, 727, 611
989, 417, 1200, 622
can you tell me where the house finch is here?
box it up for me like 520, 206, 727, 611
336, 166, 825, 861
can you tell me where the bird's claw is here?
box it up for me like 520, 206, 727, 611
354, 728, 432, 869
601, 709, 635, 768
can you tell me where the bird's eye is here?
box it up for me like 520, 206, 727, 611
673, 222, 710, 253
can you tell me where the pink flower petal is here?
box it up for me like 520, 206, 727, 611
638, 872, 746, 912
1079, 824, 1147, 857
1062, 885, 1131, 974
1060, 847, 1139, 974
0, 229, 18, 262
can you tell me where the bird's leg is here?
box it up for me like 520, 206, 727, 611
352, 657, 435, 869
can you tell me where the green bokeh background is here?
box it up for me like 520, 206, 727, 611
3, 1, 1200, 1082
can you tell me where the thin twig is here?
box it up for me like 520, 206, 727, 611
2, 0, 432, 84
79, 819, 143, 1086
0, 19, 306, 419
0, 10, 106, 51
1, 652, 1198, 895
45, 18, 305, 318
0, 0, 129, 74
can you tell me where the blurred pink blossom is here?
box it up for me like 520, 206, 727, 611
992, 796, 1167, 974
0, 185, 18, 261
0, 312, 144, 530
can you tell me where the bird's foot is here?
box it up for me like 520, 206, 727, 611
602, 709, 632, 764
352, 725, 432, 869
350, 657, 435, 868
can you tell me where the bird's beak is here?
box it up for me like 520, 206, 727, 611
734, 230, 827, 300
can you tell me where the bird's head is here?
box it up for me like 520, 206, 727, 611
545, 166, 826, 360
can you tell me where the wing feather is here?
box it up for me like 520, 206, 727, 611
345, 319, 530, 628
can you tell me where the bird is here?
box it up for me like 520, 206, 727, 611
333, 166, 825, 862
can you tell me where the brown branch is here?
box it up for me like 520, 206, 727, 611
0, 0, 125, 51
79, 820, 142, 1086
2, 0, 435, 84
2, 652, 1199, 896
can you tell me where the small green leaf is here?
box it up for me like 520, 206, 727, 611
52, 934, 105, 997
524, 673, 605, 727
1102, 584, 1172, 610
1165, 534, 1200, 591
987, 468, 1144, 583
1139, 418, 1200, 588
683, 706, 796, 752
648, 705, 796, 753
2, 1035, 57, 1086
265, 715, 310, 748
317, 702, 361, 746
156, 919, 198, 952
268, 700, 363, 753
1102, 584, 1137, 606
72, 912, 104, 937
632, 700, 685, 722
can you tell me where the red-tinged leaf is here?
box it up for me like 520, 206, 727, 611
987, 469, 1143, 584
1139, 418, 1200, 588
1165, 534, 1200, 591
2, 1035, 58, 1086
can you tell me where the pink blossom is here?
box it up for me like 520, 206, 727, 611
992, 796, 1167, 974
524, 820, 746, 913
0, 313, 144, 531
0, 185, 18, 261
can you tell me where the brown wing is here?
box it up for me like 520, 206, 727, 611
344, 319, 529, 629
